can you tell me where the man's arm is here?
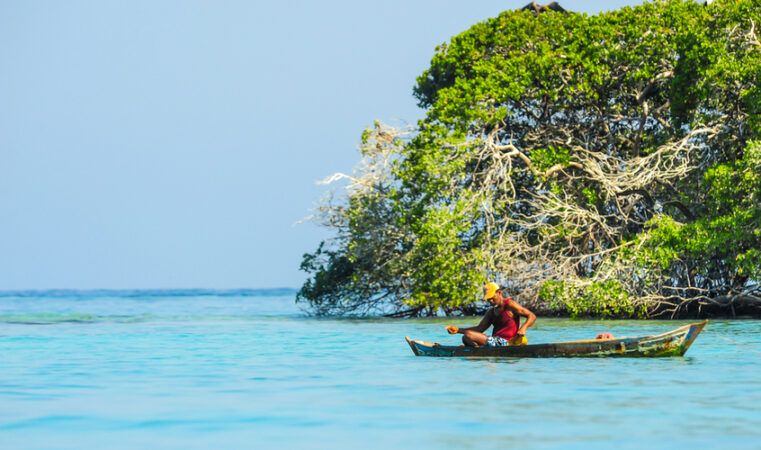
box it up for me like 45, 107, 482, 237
447, 308, 493, 334
508, 301, 536, 337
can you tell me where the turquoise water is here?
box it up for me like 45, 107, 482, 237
2, 291, 760, 449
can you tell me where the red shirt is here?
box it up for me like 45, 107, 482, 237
491, 299, 520, 339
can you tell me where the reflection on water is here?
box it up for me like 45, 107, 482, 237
1, 293, 760, 448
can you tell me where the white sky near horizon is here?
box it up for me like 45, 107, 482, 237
1, 0, 647, 290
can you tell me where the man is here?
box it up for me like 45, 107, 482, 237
445, 282, 536, 347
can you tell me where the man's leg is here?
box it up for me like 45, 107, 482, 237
462, 330, 488, 347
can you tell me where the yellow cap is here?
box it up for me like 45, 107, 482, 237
483, 282, 499, 300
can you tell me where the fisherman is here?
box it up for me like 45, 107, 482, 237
445, 282, 536, 347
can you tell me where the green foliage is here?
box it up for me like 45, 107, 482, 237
400, 199, 487, 310
531, 146, 570, 173
638, 140, 761, 283
540, 280, 644, 319
300, 1, 761, 317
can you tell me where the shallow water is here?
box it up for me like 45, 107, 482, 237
1, 291, 760, 449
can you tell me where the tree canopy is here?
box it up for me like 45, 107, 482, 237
299, 0, 761, 318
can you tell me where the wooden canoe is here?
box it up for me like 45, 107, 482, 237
406, 320, 707, 358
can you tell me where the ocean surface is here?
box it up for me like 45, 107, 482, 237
1, 290, 760, 449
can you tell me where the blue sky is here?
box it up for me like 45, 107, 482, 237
1, 0, 645, 290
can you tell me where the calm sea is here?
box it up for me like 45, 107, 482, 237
1, 290, 760, 449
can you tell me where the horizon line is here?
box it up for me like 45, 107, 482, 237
0, 287, 299, 297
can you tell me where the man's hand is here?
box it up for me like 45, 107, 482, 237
446, 325, 459, 334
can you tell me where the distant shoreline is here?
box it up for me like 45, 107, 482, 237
0, 288, 299, 297
2, 289, 757, 319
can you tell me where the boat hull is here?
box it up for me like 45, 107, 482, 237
406, 321, 707, 358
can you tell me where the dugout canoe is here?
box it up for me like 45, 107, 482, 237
406, 320, 707, 357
